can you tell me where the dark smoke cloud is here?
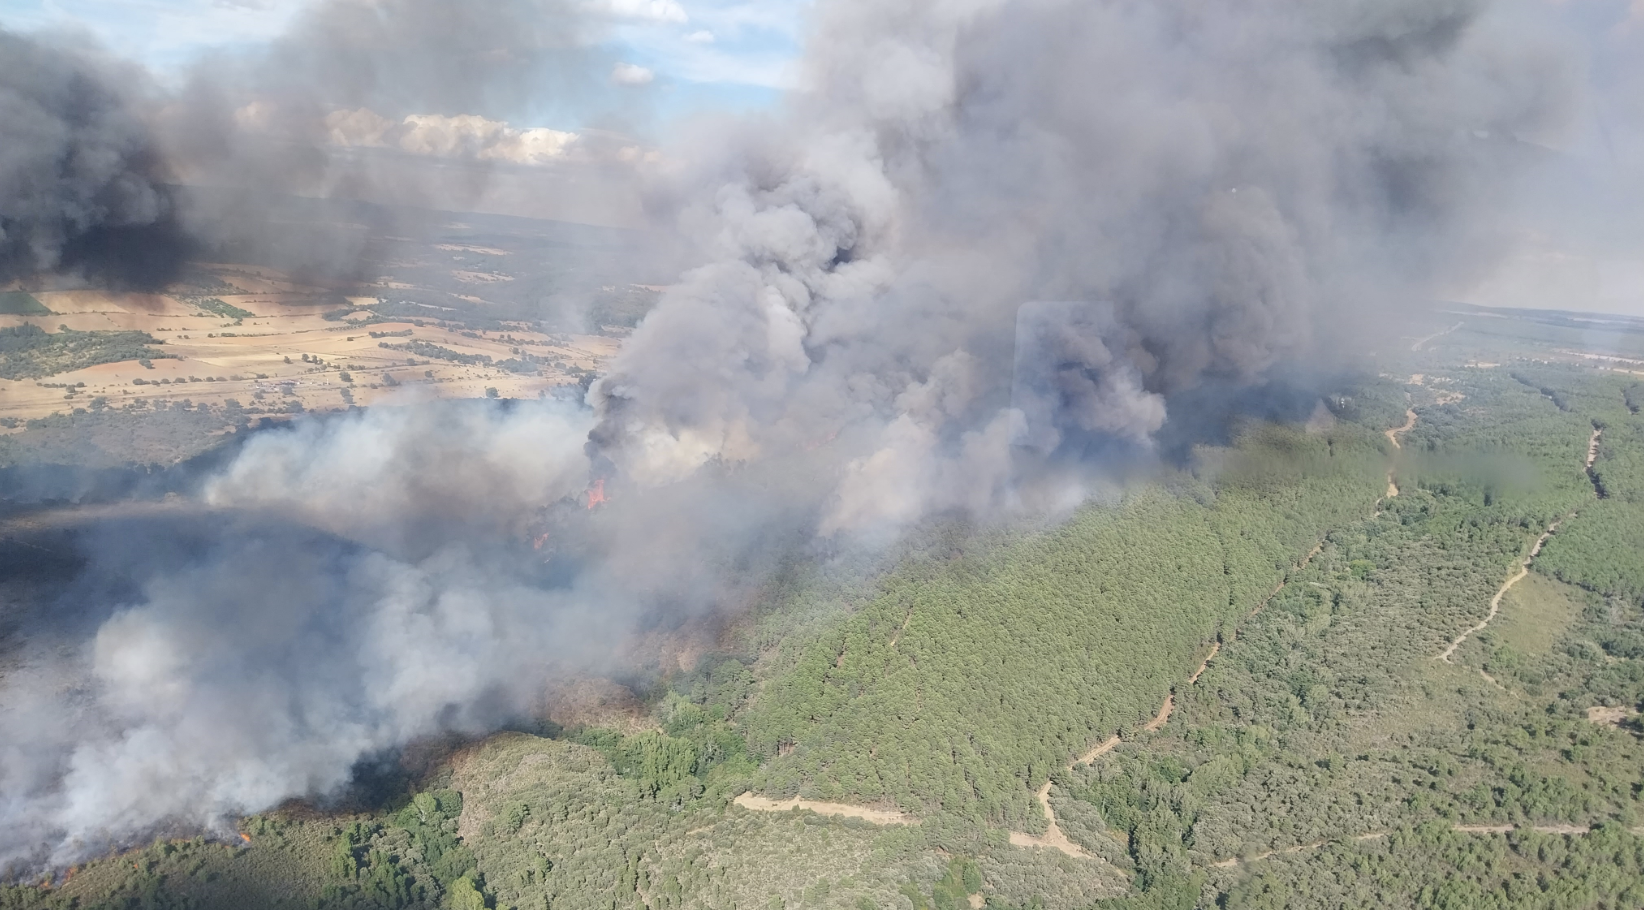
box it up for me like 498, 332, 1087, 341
0, 0, 1586, 870
0, 31, 188, 289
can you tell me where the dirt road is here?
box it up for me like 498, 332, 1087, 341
1384, 409, 1417, 497
1411, 322, 1464, 352
1438, 426, 1601, 662
1438, 519, 1560, 662
1011, 640, 1222, 858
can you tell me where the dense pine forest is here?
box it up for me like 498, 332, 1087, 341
7, 308, 1644, 909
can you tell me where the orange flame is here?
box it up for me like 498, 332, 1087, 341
532, 532, 551, 550
240, 833, 252, 843
586, 478, 607, 509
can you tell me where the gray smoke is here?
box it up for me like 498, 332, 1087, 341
0, 31, 187, 288
593, 0, 1573, 531
0, 0, 647, 290
0, 0, 1587, 870
159, 0, 643, 279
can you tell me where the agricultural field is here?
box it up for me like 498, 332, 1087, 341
0, 206, 653, 458
6, 303, 1644, 910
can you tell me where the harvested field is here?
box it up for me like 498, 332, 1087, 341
0, 286, 616, 422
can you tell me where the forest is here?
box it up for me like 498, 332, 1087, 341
4, 314, 1644, 909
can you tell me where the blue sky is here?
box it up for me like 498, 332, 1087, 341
0, 0, 803, 122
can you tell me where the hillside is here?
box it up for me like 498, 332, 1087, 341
5, 312, 1644, 909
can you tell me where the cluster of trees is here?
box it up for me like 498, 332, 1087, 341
1219, 823, 1644, 910
316, 789, 486, 910
453, 734, 958, 910
185, 297, 253, 321
0, 324, 174, 380
900, 858, 982, 910
379, 340, 492, 366
0, 399, 252, 470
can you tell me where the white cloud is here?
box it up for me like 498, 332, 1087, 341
399, 114, 577, 164
602, 0, 687, 23
684, 29, 714, 43
324, 108, 396, 148
611, 62, 656, 85
320, 110, 578, 165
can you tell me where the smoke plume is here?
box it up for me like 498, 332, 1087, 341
0, 0, 1584, 869
593, 0, 1571, 529
0, 31, 186, 288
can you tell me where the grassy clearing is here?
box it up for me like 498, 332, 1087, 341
0, 292, 49, 316
1482, 571, 1586, 659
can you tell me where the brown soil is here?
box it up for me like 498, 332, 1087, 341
731, 793, 913, 826
1586, 705, 1640, 728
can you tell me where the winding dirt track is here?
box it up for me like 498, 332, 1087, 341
1011, 641, 1223, 858
1384, 408, 1417, 497
752, 407, 1453, 857
1437, 521, 1560, 662
1411, 322, 1464, 352
1438, 426, 1601, 662
1012, 410, 1425, 857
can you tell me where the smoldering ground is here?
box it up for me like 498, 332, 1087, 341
0, 0, 1598, 870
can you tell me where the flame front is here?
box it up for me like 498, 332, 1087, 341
586, 478, 607, 509
240, 833, 251, 843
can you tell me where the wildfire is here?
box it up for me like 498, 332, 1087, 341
240, 833, 252, 844
532, 532, 551, 550
586, 478, 607, 509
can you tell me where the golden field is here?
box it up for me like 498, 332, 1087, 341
0, 265, 620, 424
